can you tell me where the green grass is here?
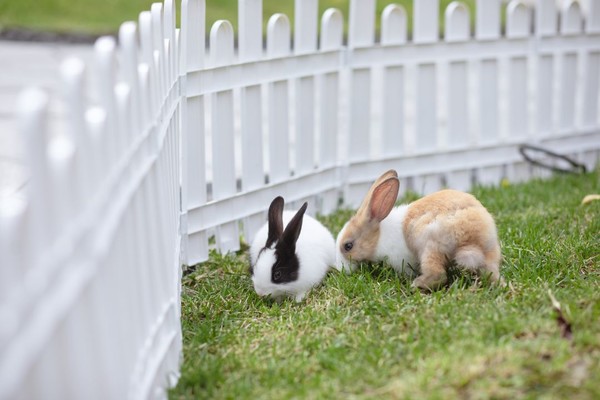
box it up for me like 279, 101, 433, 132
0, 0, 481, 37
171, 170, 600, 399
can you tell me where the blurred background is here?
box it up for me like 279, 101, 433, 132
0, 0, 477, 40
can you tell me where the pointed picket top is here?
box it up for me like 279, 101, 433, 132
586, 0, 600, 33
445, 2, 470, 42
349, 0, 375, 47
536, 0, 557, 37
238, 0, 262, 62
295, 0, 318, 54
506, 1, 531, 39
181, 0, 206, 71
476, 0, 500, 40
210, 20, 235, 67
320, 8, 344, 51
414, 0, 440, 43
561, 0, 583, 35
381, 4, 407, 45
267, 13, 291, 58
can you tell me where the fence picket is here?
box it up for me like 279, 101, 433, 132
319, 8, 343, 213
164, 0, 176, 83
150, 4, 167, 106
414, 1, 439, 153
381, 5, 407, 46
536, 0, 557, 36
240, 95, 264, 238
0, 196, 26, 302
582, 51, 600, 128
295, 0, 318, 54
561, 1, 583, 35
85, 107, 108, 191
60, 58, 94, 203
48, 130, 77, 231
139, 12, 158, 118
238, 0, 265, 243
414, 0, 439, 44
557, 2, 583, 133
445, 2, 470, 43
533, 0, 556, 141
507, 1, 531, 38
346, 1, 375, 205
475, 0, 500, 147
536, 55, 555, 137
582, 2, 600, 128
442, 2, 474, 194
381, 5, 407, 158
19, 88, 51, 262
267, 14, 292, 184
294, 0, 318, 177
507, 2, 531, 140
445, 2, 470, 150
119, 22, 141, 137
181, 0, 208, 262
348, 0, 375, 164
210, 20, 239, 253
349, 0, 375, 47
587, 0, 600, 33
476, 0, 501, 39
94, 37, 120, 164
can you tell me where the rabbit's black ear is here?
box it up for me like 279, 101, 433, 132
271, 202, 307, 284
266, 196, 285, 248
280, 202, 307, 251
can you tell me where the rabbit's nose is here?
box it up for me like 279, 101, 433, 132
254, 286, 268, 297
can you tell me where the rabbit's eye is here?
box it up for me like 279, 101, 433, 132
344, 242, 353, 252
273, 270, 282, 281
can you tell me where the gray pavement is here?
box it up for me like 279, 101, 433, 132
0, 40, 94, 200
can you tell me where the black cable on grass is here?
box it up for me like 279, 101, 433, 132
519, 144, 587, 174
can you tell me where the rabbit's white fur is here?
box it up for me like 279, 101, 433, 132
250, 211, 337, 302
337, 206, 418, 275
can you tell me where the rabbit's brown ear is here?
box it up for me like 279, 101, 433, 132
266, 196, 285, 247
369, 177, 399, 222
356, 170, 398, 218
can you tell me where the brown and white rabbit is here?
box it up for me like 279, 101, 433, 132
335, 170, 502, 290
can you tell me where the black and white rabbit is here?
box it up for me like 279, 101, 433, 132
249, 196, 337, 302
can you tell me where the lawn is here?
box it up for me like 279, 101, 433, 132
171, 170, 600, 399
0, 0, 479, 37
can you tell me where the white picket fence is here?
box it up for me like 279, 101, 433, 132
0, 1, 182, 399
1, 0, 599, 399
182, 0, 600, 265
